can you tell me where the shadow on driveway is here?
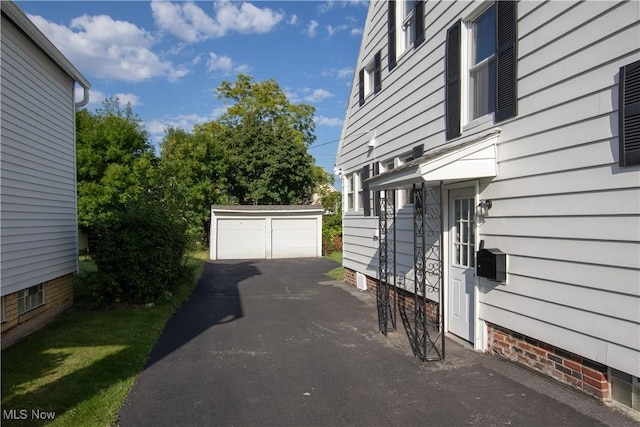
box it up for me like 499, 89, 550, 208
143, 260, 260, 370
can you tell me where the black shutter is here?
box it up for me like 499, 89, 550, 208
373, 162, 380, 216
374, 51, 382, 94
414, 0, 425, 47
620, 59, 640, 167
358, 68, 365, 106
495, 0, 518, 123
388, 1, 397, 71
412, 144, 424, 159
362, 165, 371, 216
446, 21, 461, 140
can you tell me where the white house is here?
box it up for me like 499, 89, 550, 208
1, 1, 91, 347
336, 0, 639, 412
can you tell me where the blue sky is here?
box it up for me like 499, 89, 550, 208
17, 0, 368, 185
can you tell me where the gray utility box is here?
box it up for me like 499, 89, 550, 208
476, 248, 507, 282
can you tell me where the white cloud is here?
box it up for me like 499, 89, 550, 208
207, 52, 233, 73
151, 0, 284, 43
304, 88, 334, 103
114, 93, 142, 107
147, 107, 229, 143
288, 14, 298, 25
81, 89, 140, 107
321, 67, 354, 80
28, 14, 186, 83
350, 27, 363, 36
327, 24, 348, 37
305, 20, 319, 38
318, 0, 369, 14
315, 116, 343, 127
206, 52, 250, 75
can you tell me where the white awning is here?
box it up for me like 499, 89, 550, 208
366, 128, 501, 190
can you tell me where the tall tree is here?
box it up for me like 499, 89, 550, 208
76, 98, 157, 228
205, 74, 318, 205
158, 126, 229, 242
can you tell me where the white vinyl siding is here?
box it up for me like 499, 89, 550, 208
337, 0, 640, 377
0, 16, 78, 296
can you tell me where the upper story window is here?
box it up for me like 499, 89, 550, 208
388, 1, 425, 71
359, 51, 382, 106
469, 4, 496, 121
446, 0, 517, 140
398, 1, 415, 57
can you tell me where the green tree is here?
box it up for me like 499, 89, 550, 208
158, 126, 229, 243
205, 74, 318, 205
76, 98, 157, 228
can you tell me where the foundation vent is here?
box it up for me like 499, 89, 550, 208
356, 272, 367, 291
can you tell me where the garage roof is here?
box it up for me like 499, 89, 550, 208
212, 205, 324, 214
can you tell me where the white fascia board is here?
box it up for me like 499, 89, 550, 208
367, 127, 501, 191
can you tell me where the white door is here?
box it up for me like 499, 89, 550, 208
448, 188, 476, 342
272, 218, 317, 258
217, 219, 266, 259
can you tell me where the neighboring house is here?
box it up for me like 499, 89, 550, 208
312, 183, 340, 213
336, 0, 639, 412
1, 1, 91, 348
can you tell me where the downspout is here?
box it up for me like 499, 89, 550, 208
75, 85, 90, 108
73, 83, 89, 275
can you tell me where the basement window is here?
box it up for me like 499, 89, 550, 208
17, 284, 44, 315
610, 368, 640, 412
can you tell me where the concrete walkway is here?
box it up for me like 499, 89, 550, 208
118, 259, 636, 427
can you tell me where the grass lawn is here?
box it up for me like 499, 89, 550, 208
325, 251, 344, 281
0, 251, 208, 427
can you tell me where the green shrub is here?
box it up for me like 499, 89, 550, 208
89, 202, 189, 305
322, 214, 342, 255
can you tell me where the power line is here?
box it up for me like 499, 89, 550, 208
308, 131, 370, 150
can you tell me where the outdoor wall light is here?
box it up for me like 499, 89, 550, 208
477, 199, 492, 217
367, 130, 376, 148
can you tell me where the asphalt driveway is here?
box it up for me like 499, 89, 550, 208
118, 258, 635, 427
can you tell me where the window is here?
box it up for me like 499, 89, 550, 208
18, 284, 44, 315
469, 4, 496, 120
453, 198, 476, 267
359, 51, 382, 106
398, 1, 415, 57
399, 154, 414, 207
346, 174, 354, 211
364, 64, 375, 98
388, 1, 425, 71
619, 59, 640, 167
356, 173, 364, 211
446, 1, 517, 140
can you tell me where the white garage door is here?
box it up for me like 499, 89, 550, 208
217, 219, 265, 259
272, 218, 318, 258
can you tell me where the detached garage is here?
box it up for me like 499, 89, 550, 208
210, 205, 323, 260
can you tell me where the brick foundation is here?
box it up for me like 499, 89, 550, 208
1, 274, 74, 349
487, 322, 610, 400
345, 267, 612, 403
344, 267, 440, 325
